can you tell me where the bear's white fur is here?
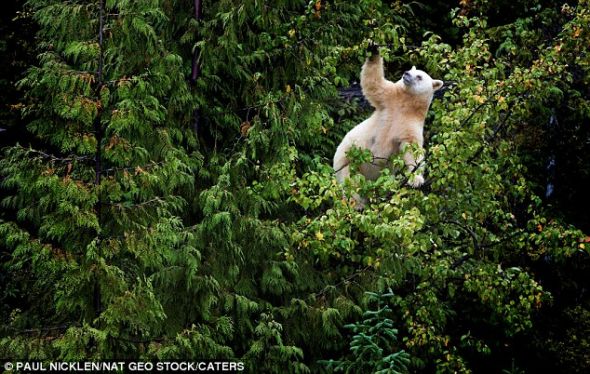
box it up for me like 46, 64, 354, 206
333, 55, 443, 207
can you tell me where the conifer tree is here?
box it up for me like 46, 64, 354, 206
0, 0, 207, 358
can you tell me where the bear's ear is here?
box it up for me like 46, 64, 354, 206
411, 65, 417, 71
432, 79, 444, 91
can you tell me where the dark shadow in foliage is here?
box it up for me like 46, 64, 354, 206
0, 0, 36, 149
0, 0, 37, 323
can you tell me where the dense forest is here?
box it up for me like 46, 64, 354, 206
1, 0, 589, 372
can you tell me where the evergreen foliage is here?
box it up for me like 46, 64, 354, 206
321, 291, 410, 374
1, 0, 589, 373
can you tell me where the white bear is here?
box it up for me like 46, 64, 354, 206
333, 52, 443, 207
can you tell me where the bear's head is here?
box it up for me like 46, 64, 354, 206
401, 66, 443, 96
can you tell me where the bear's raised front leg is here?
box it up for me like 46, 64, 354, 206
360, 53, 395, 111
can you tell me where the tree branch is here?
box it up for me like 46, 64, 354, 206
467, 103, 515, 164
444, 220, 481, 253
21, 147, 92, 163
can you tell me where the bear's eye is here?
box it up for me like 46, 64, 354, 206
416, 75, 423, 81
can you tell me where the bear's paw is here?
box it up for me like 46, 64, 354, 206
408, 174, 425, 188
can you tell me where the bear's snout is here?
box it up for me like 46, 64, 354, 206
402, 72, 412, 85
